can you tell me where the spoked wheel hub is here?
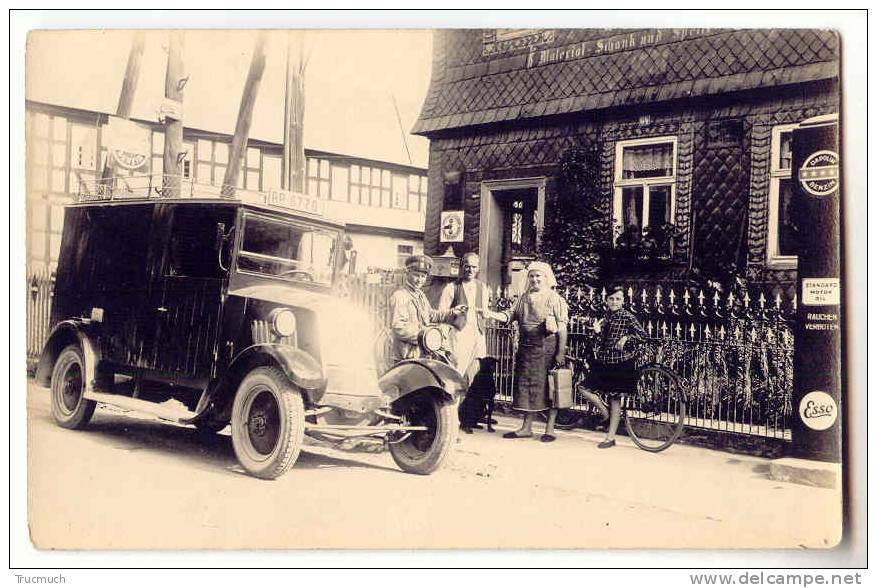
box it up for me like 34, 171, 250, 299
388, 390, 457, 475
60, 364, 83, 413
245, 389, 281, 456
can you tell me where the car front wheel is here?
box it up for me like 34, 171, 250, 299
388, 389, 457, 475
50, 345, 97, 429
231, 366, 304, 480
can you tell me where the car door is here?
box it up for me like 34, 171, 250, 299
139, 203, 235, 380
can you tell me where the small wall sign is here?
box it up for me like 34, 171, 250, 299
440, 211, 464, 243
802, 278, 840, 306
798, 391, 838, 431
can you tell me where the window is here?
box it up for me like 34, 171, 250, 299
406, 174, 428, 212
245, 147, 261, 190
26, 111, 72, 270
330, 165, 349, 201
350, 165, 370, 205
261, 153, 282, 191
767, 124, 799, 267
381, 170, 392, 208
613, 137, 677, 241
391, 173, 408, 208
396, 243, 418, 268
237, 213, 338, 285
181, 141, 195, 179
193, 139, 234, 188
306, 157, 330, 198
371, 166, 384, 206
165, 206, 235, 278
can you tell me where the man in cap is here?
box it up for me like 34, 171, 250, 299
388, 254, 466, 365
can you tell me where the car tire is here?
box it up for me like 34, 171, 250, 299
389, 389, 457, 475
230, 366, 304, 480
50, 345, 97, 430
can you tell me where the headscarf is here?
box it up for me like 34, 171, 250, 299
526, 261, 557, 289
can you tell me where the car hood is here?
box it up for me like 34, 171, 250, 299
228, 283, 335, 309
230, 283, 380, 397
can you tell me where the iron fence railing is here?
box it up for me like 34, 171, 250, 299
487, 284, 796, 440
25, 271, 794, 440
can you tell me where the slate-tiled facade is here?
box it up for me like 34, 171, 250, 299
414, 29, 840, 291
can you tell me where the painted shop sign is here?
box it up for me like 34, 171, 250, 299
483, 29, 556, 57
524, 28, 720, 68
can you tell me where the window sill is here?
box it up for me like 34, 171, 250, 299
765, 257, 798, 271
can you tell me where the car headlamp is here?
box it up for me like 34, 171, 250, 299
270, 308, 297, 338
419, 326, 444, 353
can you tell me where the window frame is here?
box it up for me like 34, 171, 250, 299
612, 135, 678, 241
306, 156, 331, 198
766, 123, 799, 269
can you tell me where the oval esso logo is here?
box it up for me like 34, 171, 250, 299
799, 150, 839, 198
799, 391, 838, 431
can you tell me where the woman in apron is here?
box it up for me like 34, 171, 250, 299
499, 262, 569, 443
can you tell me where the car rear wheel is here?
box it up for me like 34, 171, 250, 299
50, 345, 96, 429
231, 366, 304, 480
389, 389, 457, 475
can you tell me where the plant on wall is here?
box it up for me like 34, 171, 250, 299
538, 143, 609, 291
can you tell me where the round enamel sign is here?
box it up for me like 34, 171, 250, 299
798, 391, 838, 431
798, 150, 839, 197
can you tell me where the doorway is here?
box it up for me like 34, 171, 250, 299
478, 178, 546, 296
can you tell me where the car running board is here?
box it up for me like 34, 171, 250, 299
84, 391, 198, 424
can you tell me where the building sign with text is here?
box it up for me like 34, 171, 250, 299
525, 28, 719, 68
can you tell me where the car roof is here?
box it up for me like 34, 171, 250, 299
68, 177, 346, 229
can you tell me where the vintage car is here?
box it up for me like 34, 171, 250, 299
36, 179, 466, 479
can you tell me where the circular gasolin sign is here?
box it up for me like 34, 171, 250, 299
798, 390, 838, 431
440, 211, 464, 243
799, 150, 839, 197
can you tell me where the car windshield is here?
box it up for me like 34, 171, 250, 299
237, 213, 337, 285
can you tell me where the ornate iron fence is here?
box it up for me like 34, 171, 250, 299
487, 284, 796, 440
25, 271, 794, 440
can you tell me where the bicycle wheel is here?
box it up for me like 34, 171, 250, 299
553, 409, 582, 430
624, 364, 686, 452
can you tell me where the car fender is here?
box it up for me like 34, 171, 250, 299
224, 344, 326, 402
35, 319, 104, 392
378, 358, 467, 405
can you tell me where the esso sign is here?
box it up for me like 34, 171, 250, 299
798, 391, 838, 431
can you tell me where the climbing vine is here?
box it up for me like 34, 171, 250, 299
539, 143, 610, 291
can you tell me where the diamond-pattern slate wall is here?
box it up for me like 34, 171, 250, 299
415, 29, 838, 134
691, 121, 751, 273
424, 81, 838, 289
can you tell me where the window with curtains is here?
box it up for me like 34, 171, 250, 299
613, 137, 677, 242
766, 124, 799, 267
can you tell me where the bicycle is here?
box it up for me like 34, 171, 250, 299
565, 354, 687, 452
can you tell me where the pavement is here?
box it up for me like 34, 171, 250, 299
25, 384, 843, 549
